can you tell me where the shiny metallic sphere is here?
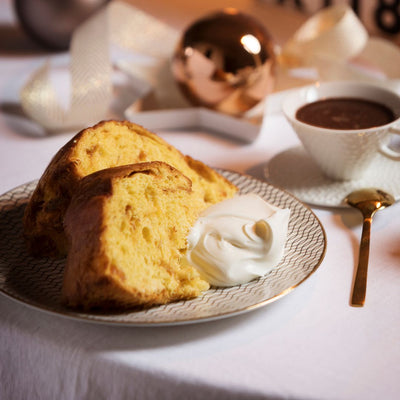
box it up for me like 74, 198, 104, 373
14, 0, 110, 50
172, 9, 276, 116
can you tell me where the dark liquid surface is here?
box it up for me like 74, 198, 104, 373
295, 97, 396, 130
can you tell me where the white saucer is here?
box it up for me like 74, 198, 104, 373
264, 146, 400, 208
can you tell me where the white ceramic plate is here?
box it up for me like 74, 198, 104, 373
265, 146, 400, 208
0, 170, 326, 326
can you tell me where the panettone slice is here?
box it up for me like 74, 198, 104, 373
23, 120, 237, 257
62, 161, 210, 310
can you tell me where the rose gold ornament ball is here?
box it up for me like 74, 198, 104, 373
172, 8, 276, 116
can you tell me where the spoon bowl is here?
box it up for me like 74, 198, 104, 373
345, 188, 395, 214
345, 188, 395, 307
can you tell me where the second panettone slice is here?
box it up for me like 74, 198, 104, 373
62, 161, 210, 310
23, 120, 237, 257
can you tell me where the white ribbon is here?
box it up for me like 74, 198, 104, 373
20, 1, 178, 132
278, 4, 400, 87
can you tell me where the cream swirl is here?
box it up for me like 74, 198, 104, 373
185, 193, 290, 286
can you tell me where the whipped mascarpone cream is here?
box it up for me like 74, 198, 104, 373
185, 193, 290, 287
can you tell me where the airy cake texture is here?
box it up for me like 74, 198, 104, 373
62, 162, 210, 309
23, 120, 237, 257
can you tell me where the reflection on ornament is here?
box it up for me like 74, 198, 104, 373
14, 0, 110, 50
172, 8, 276, 116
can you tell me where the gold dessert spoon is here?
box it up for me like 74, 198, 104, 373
345, 188, 395, 307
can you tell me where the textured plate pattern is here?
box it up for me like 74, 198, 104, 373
0, 172, 326, 326
265, 146, 400, 208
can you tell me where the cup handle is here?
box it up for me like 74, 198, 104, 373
379, 127, 400, 160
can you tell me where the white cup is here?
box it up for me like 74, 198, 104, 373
282, 81, 400, 181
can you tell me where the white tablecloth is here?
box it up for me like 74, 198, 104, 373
1, 1, 400, 399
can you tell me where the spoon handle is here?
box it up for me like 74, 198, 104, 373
351, 215, 373, 307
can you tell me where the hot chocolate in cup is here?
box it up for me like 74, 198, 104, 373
282, 81, 400, 181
